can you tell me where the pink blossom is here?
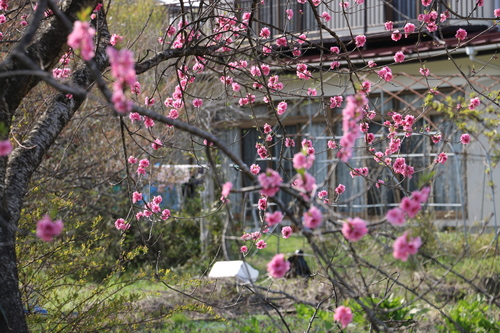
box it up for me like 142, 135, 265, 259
460, 134, 470, 144
168, 109, 179, 119
495, 9, 500, 17
342, 217, 368, 242
330, 61, 340, 69
403, 23, 415, 37
263, 123, 272, 134
152, 138, 163, 150
111, 89, 132, 113
0, 14, 5, 24
391, 30, 402, 42
297, 34, 307, 44
285, 138, 295, 147
256, 239, 267, 249
455, 28, 467, 40
394, 51, 405, 63
286, 9, 294, 20
307, 88, 317, 96
110, 34, 124, 46
469, 97, 480, 110
393, 231, 421, 261
386, 207, 406, 226
368, 60, 377, 67
333, 306, 353, 329
67, 21, 95, 61
193, 98, 203, 108
477, 0, 484, 7
240, 245, 248, 253
0, 140, 12, 156
258, 197, 268, 210
384, 21, 393, 31
426, 22, 438, 33
329, 95, 343, 108
128, 112, 142, 123
400, 197, 421, 218
432, 134, 441, 144
36, 215, 64, 241
152, 195, 162, 205
161, 209, 171, 220
419, 68, 430, 76
265, 211, 283, 226
330, 46, 340, 54
327, 140, 337, 149
355, 35, 366, 48
232, 82, 240, 92
281, 226, 293, 238
132, 191, 142, 203
436, 152, 448, 165
260, 27, 270, 38
277, 101, 287, 115
250, 164, 261, 175
139, 158, 149, 168
293, 172, 317, 200
128, 156, 137, 164
293, 152, 315, 170
318, 190, 328, 199
335, 184, 346, 195
303, 206, 322, 229
321, 11, 332, 22
267, 254, 290, 278
221, 182, 232, 198
115, 218, 130, 231
276, 37, 287, 47
377, 66, 393, 82
107, 46, 136, 107
258, 169, 282, 197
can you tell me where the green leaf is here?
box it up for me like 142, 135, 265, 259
76, 7, 93, 22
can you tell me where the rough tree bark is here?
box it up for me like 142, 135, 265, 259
0, 0, 99, 331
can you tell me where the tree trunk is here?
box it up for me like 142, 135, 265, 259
0, 215, 28, 332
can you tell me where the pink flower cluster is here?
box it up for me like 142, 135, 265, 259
114, 218, 130, 231
296, 63, 311, 80
267, 254, 290, 278
36, 215, 64, 241
341, 217, 368, 242
265, 211, 283, 226
106, 47, 137, 113
292, 172, 317, 200
338, 94, 368, 162
281, 226, 293, 238
221, 181, 232, 202
67, 21, 95, 61
350, 167, 368, 178
392, 157, 414, 178
460, 134, 470, 144
258, 168, 282, 197
303, 206, 322, 229
386, 187, 430, 225
393, 231, 422, 261
333, 306, 353, 329
377, 66, 393, 82
293, 152, 315, 170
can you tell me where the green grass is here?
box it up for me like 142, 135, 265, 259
244, 234, 315, 273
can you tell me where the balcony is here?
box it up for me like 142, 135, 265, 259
237, 0, 495, 41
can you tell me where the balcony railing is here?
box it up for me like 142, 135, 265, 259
235, 0, 495, 40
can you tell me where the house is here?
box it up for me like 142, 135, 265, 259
161, 0, 500, 230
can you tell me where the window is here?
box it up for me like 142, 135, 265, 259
237, 0, 316, 37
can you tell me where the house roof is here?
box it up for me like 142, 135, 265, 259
295, 27, 500, 65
